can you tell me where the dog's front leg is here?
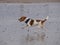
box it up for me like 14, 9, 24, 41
21, 25, 28, 29
21, 25, 30, 32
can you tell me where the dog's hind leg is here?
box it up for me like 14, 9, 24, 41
42, 27, 48, 31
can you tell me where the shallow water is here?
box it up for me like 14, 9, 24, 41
0, 3, 60, 45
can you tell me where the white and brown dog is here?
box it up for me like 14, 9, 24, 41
18, 16, 48, 32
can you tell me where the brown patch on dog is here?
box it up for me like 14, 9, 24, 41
41, 19, 47, 24
29, 19, 34, 26
41, 21, 44, 25
40, 19, 47, 28
36, 20, 41, 22
18, 16, 26, 22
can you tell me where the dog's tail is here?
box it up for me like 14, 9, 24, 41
42, 16, 49, 22
45, 16, 49, 20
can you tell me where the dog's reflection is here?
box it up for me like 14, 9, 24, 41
25, 32, 46, 42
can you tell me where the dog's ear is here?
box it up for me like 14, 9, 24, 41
18, 16, 26, 22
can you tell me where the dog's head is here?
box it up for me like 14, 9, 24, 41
18, 16, 26, 22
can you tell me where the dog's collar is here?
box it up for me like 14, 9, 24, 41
25, 18, 30, 24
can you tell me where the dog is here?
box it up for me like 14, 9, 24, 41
18, 16, 48, 32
